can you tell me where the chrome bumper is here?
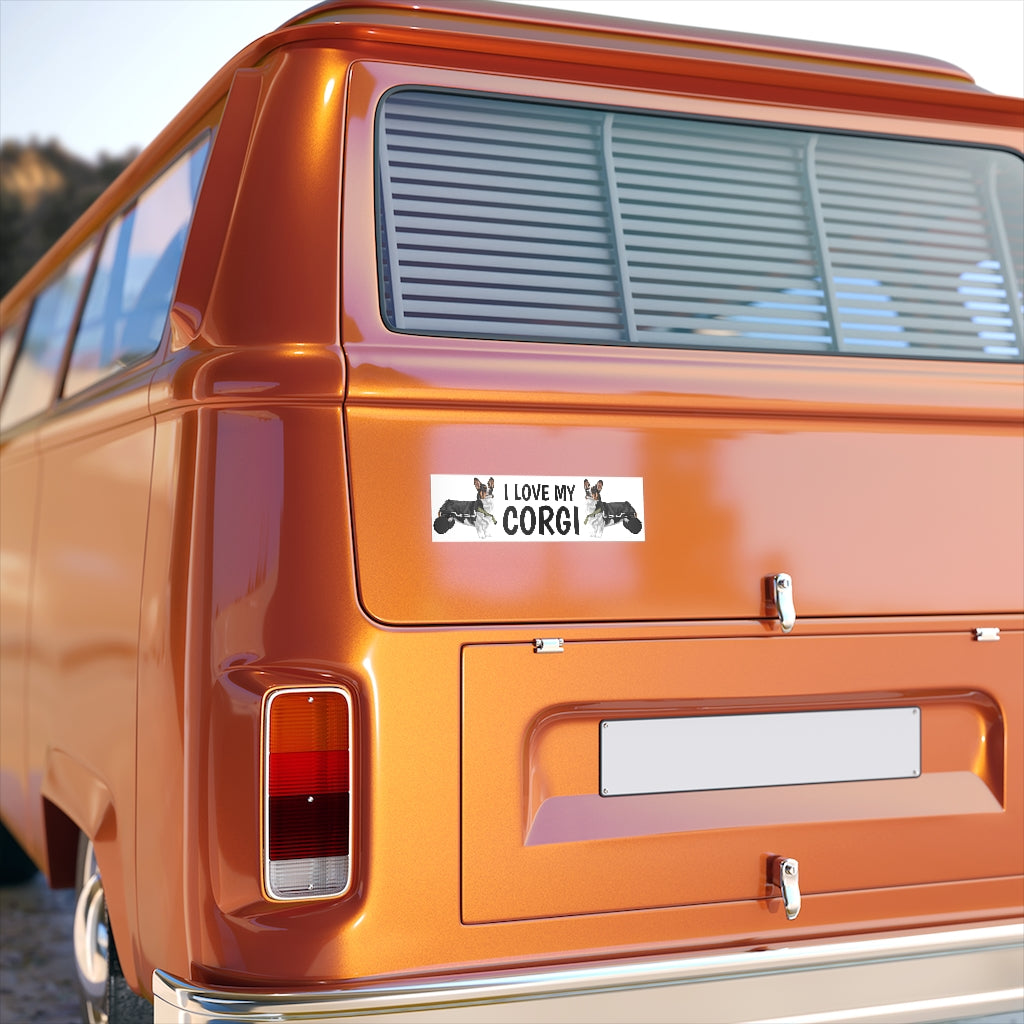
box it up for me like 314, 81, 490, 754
153, 921, 1024, 1023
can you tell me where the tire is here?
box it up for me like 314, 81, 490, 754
0, 820, 38, 885
73, 833, 151, 1023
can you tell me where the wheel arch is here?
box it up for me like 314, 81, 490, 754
40, 749, 142, 993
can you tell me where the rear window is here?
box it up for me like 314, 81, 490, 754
376, 89, 1023, 361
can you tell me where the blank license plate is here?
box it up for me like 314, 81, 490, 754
600, 707, 920, 797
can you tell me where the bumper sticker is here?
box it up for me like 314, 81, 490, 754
431, 476, 644, 542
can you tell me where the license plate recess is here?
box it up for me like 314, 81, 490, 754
600, 708, 921, 797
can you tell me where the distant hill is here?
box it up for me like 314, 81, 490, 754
0, 141, 136, 298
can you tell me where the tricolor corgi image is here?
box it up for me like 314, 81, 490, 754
583, 479, 643, 535
433, 477, 497, 537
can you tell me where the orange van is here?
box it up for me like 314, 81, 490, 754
1, 2, 1022, 1021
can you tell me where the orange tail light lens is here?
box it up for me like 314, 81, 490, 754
264, 687, 352, 900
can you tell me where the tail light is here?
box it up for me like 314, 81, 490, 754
263, 687, 353, 900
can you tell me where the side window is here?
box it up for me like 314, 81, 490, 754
64, 139, 209, 398
0, 317, 25, 401
0, 242, 97, 432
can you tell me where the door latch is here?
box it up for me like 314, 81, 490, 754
767, 573, 796, 633
772, 857, 801, 920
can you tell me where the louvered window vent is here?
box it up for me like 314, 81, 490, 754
377, 90, 1023, 362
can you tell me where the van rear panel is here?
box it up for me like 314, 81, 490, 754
335, 36, 1023, 992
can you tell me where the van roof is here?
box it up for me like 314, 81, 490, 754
288, 0, 979, 90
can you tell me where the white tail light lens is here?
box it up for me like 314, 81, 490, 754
264, 687, 352, 900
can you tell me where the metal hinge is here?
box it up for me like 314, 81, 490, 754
533, 638, 564, 654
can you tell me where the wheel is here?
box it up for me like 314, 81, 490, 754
73, 834, 151, 1023
0, 820, 38, 885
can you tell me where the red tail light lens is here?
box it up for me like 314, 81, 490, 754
264, 687, 352, 900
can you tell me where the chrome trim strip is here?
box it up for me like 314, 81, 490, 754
152, 921, 1024, 1022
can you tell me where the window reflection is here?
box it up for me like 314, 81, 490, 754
0, 243, 97, 431
65, 139, 209, 397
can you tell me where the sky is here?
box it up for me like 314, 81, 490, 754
0, 0, 1022, 160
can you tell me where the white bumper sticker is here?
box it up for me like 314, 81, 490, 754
431, 476, 645, 542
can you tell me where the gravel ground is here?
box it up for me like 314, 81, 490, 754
0, 873, 80, 1023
